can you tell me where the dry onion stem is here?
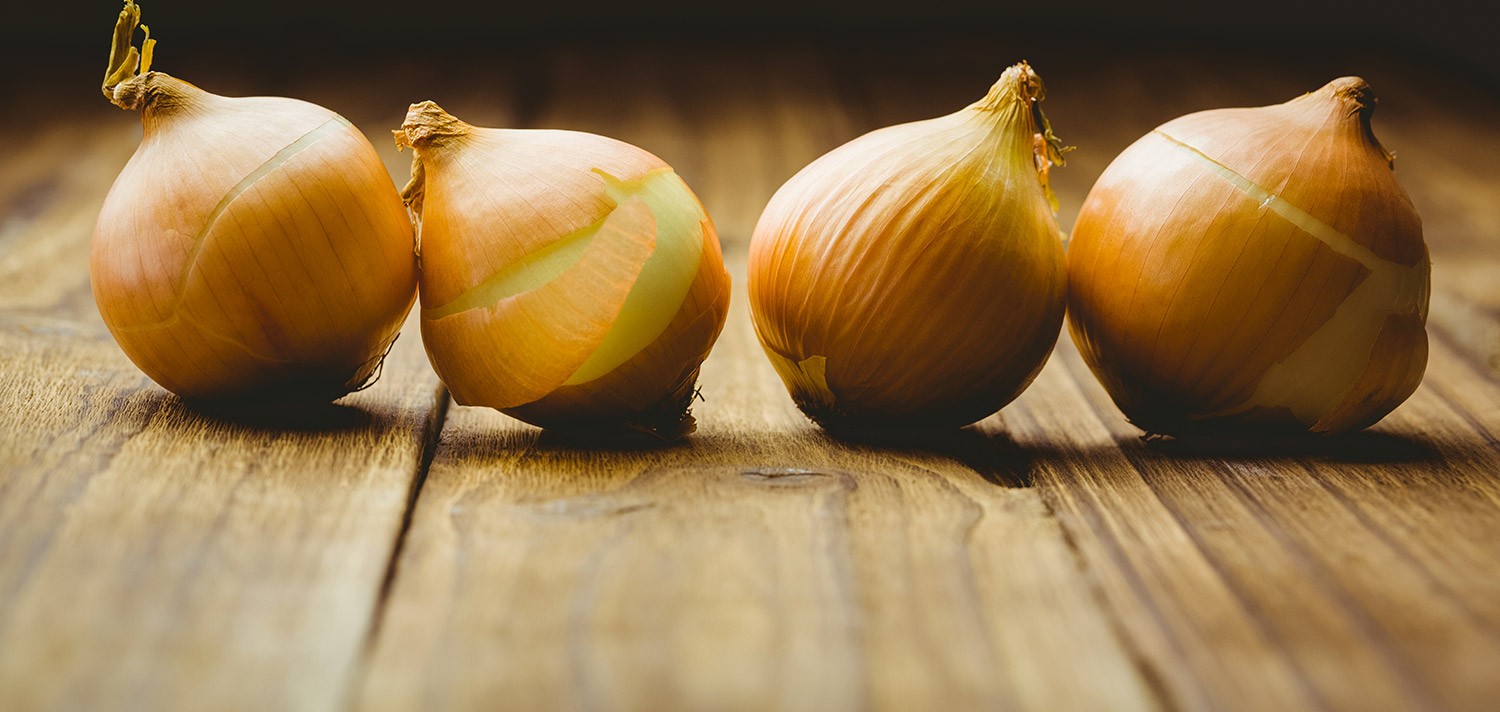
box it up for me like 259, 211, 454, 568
749, 62, 1069, 430
395, 102, 730, 439
1067, 77, 1429, 438
93, 1, 417, 403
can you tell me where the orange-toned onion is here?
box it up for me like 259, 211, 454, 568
748, 62, 1069, 431
92, 1, 417, 403
395, 102, 731, 439
1067, 77, 1429, 438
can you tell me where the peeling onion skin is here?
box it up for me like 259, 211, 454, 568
92, 3, 417, 404
748, 62, 1068, 431
1067, 77, 1430, 438
397, 103, 730, 439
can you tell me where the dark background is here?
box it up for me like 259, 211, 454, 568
12, 0, 1498, 86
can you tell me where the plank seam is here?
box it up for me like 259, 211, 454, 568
341, 382, 451, 710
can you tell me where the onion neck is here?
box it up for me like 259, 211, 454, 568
393, 101, 478, 221
107, 71, 207, 115
970, 62, 1044, 113
1301, 76, 1395, 168
395, 101, 475, 151
967, 61, 1070, 211
1326, 76, 1375, 112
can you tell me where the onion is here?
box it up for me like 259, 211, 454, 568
394, 102, 731, 439
93, 1, 418, 403
748, 62, 1069, 431
1067, 77, 1429, 437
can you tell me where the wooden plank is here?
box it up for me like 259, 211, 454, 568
999, 336, 1500, 712
356, 285, 1160, 711
355, 46, 1158, 711
1056, 338, 1500, 710
2, 43, 1497, 712
0, 82, 448, 709
999, 355, 1322, 711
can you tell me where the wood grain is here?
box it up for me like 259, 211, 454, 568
355, 265, 1160, 712
355, 47, 1156, 711
1017, 337, 1500, 711
1, 42, 1498, 712
0, 105, 447, 710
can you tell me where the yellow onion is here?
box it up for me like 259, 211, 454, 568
1067, 77, 1429, 438
748, 62, 1069, 430
394, 102, 730, 438
93, 2, 417, 403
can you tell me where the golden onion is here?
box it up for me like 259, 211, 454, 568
395, 102, 731, 438
748, 62, 1069, 430
92, 1, 418, 403
1067, 77, 1429, 438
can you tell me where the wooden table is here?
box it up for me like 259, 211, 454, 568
2, 41, 1498, 711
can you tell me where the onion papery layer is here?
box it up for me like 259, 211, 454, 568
402, 102, 731, 435
508, 217, 731, 437
93, 73, 417, 402
420, 197, 658, 410
1066, 77, 1429, 437
566, 169, 711, 385
749, 62, 1068, 429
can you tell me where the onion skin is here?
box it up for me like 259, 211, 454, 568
1067, 77, 1430, 438
93, 5, 417, 404
397, 103, 730, 438
748, 62, 1068, 430
506, 218, 729, 431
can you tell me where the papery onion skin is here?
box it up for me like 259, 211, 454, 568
1067, 77, 1429, 438
92, 2, 417, 403
748, 62, 1068, 430
397, 103, 730, 439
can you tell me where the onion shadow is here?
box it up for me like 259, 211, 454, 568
174, 394, 376, 434
808, 420, 1037, 488
1140, 428, 1442, 465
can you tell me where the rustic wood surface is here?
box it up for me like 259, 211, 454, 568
1, 41, 1498, 711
